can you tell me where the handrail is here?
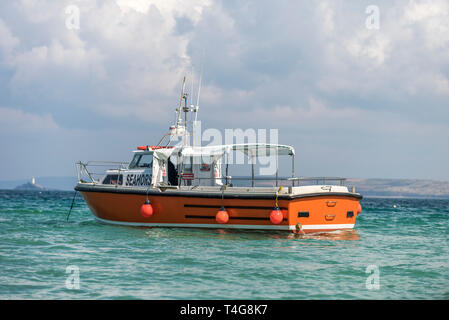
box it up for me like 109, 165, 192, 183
76, 159, 350, 189
179, 176, 344, 181
85, 161, 130, 164
288, 177, 346, 181
179, 175, 348, 187
288, 177, 346, 186
76, 161, 129, 185
85, 161, 129, 169
180, 176, 346, 182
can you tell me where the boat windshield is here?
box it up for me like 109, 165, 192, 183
129, 153, 153, 169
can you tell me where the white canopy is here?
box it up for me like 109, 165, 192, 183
152, 147, 177, 161
180, 145, 231, 158
231, 143, 295, 157
151, 148, 176, 186
172, 143, 295, 158
149, 143, 295, 186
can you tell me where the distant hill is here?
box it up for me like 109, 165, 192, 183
257, 177, 449, 198
347, 178, 449, 198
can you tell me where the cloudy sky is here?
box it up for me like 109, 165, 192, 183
0, 0, 448, 181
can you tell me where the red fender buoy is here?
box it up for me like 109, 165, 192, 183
216, 207, 229, 224
357, 203, 362, 214
270, 207, 283, 224
140, 199, 154, 218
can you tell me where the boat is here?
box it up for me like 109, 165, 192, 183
74, 77, 362, 234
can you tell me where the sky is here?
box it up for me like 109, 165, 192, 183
0, 0, 449, 181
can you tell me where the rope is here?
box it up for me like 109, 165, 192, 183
66, 191, 78, 221
275, 186, 283, 208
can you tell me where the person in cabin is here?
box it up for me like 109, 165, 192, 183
168, 159, 178, 186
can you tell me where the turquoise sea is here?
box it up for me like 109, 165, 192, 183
0, 190, 448, 300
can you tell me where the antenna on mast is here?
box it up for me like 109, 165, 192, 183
176, 76, 186, 128
160, 75, 198, 147
196, 63, 203, 108
190, 65, 194, 103
192, 63, 203, 147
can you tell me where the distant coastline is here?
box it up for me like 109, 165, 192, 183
346, 178, 449, 199
1, 176, 449, 198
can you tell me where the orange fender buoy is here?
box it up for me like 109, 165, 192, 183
140, 199, 154, 218
216, 207, 229, 224
270, 207, 283, 224
357, 203, 362, 214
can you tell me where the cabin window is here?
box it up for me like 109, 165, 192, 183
183, 156, 193, 173
129, 155, 141, 169
103, 174, 123, 185
129, 154, 153, 169
138, 154, 153, 168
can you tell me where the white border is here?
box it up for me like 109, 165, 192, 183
94, 217, 354, 231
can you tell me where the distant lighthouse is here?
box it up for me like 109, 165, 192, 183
14, 177, 45, 191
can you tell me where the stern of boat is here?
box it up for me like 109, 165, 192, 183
286, 189, 361, 233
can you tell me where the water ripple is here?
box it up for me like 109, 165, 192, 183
0, 191, 448, 299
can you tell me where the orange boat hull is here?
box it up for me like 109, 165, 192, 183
77, 186, 362, 234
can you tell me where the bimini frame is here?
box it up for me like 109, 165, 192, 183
155, 143, 296, 188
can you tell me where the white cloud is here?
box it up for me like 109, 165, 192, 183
344, 30, 391, 66
0, 0, 449, 179
117, 0, 210, 23
317, 1, 335, 36
0, 19, 19, 52
0, 18, 20, 66
402, 0, 449, 49
0, 0, 213, 123
0, 107, 59, 132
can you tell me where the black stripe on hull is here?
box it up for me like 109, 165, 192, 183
184, 215, 286, 222
184, 204, 288, 210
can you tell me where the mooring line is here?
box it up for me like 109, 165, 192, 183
66, 191, 78, 221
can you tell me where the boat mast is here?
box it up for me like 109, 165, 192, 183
157, 76, 195, 147
176, 76, 186, 130
174, 76, 191, 146
192, 66, 202, 147
183, 91, 189, 146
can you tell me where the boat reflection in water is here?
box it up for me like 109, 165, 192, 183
290, 229, 360, 241
212, 228, 360, 241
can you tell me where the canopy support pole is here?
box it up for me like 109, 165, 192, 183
291, 154, 295, 187
275, 151, 278, 187
177, 152, 181, 187
251, 156, 255, 188
225, 152, 229, 186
